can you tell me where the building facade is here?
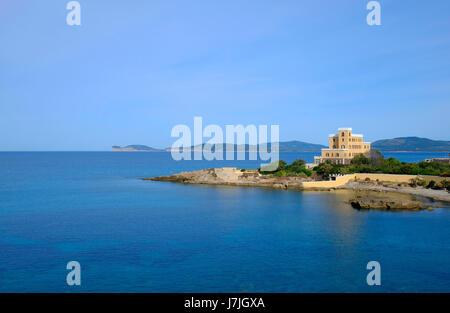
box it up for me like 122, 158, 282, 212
314, 128, 371, 165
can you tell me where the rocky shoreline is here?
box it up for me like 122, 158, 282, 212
143, 167, 308, 189
349, 193, 433, 211
339, 180, 450, 203
143, 167, 450, 211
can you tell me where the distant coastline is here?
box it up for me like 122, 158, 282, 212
112, 145, 164, 152
112, 137, 450, 153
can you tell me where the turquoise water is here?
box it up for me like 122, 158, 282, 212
0, 152, 449, 292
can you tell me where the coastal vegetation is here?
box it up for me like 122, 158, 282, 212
262, 159, 313, 178
314, 153, 450, 178
260, 153, 450, 190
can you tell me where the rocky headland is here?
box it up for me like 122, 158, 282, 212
143, 167, 308, 189
143, 167, 450, 211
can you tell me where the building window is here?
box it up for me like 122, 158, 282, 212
336, 153, 339, 157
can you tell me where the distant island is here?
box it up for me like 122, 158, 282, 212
113, 137, 450, 152
112, 141, 327, 152
371, 137, 450, 152
112, 145, 164, 152
165, 141, 327, 152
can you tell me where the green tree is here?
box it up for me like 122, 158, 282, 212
277, 160, 287, 171
315, 162, 334, 180
351, 154, 369, 165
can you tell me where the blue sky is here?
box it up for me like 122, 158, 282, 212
1, 0, 449, 150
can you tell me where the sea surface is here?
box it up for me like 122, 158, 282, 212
0, 152, 449, 292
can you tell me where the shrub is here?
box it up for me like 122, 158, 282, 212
277, 160, 287, 171
261, 159, 314, 177
274, 170, 287, 177
365, 177, 371, 182
314, 162, 334, 180
440, 179, 450, 191
351, 154, 369, 165
417, 179, 426, 187
303, 169, 313, 176
290, 159, 306, 167
426, 180, 436, 189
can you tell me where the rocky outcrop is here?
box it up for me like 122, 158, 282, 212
143, 167, 308, 189
349, 194, 431, 211
341, 180, 450, 203
144, 168, 444, 210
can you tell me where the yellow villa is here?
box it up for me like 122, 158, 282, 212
314, 128, 371, 165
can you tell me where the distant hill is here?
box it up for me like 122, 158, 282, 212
113, 137, 450, 153
372, 137, 450, 152
278, 140, 327, 152
112, 145, 164, 152
165, 141, 326, 152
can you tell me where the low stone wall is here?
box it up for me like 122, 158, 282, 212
301, 175, 353, 188
301, 173, 446, 189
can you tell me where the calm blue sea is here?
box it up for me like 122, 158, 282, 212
0, 152, 449, 292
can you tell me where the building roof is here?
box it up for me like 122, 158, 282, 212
338, 127, 352, 131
